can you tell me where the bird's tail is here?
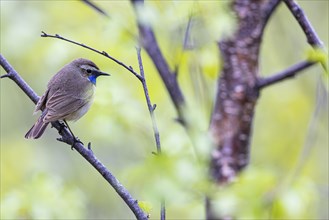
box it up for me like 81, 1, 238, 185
25, 113, 49, 139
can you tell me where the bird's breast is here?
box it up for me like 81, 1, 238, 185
64, 82, 95, 121
65, 98, 93, 121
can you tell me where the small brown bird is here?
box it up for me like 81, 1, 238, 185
25, 58, 109, 139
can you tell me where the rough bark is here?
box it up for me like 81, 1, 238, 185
209, 0, 281, 184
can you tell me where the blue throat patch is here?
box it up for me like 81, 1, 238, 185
88, 75, 97, 85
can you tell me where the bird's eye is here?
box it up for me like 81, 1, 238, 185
86, 69, 92, 73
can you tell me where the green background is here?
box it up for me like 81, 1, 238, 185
1, 1, 328, 219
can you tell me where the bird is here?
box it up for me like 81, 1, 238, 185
25, 58, 109, 139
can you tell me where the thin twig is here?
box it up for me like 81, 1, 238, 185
259, 0, 326, 90
284, 0, 324, 48
40, 31, 143, 82
41, 32, 163, 153
183, 14, 194, 50
160, 199, 166, 220
136, 47, 161, 154
40, 31, 163, 218
257, 60, 315, 89
0, 55, 39, 103
136, 47, 165, 219
81, 0, 109, 17
0, 54, 148, 220
205, 196, 216, 220
131, 0, 186, 121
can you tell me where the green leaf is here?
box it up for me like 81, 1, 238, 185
306, 47, 328, 73
138, 201, 152, 215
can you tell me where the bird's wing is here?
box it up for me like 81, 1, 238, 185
34, 89, 49, 113
43, 89, 87, 122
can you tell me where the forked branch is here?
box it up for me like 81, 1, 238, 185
41, 31, 143, 82
257, 60, 315, 89
131, 0, 186, 122
259, 0, 326, 89
41, 31, 164, 220
0, 54, 148, 220
136, 47, 162, 154
284, 0, 324, 48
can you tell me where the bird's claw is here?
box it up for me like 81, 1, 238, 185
58, 121, 67, 135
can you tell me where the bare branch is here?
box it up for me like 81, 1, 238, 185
183, 15, 194, 50
131, 1, 185, 215
208, 0, 325, 218
205, 196, 217, 220
160, 199, 166, 220
0, 55, 39, 103
210, 0, 281, 184
208, 2, 281, 218
40, 31, 143, 82
284, 0, 324, 48
0, 54, 148, 220
81, 0, 109, 17
131, 0, 186, 121
39, 31, 164, 217
136, 47, 162, 154
136, 47, 165, 219
258, 0, 327, 90
257, 60, 315, 89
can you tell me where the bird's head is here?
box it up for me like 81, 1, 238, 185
73, 58, 110, 85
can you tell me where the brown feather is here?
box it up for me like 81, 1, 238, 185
25, 58, 104, 139
25, 111, 49, 139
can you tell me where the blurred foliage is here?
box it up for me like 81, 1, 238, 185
0, 1, 328, 220
1, 173, 86, 219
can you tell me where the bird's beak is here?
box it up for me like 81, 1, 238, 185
93, 70, 110, 77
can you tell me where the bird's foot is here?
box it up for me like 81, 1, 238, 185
58, 121, 67, 135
